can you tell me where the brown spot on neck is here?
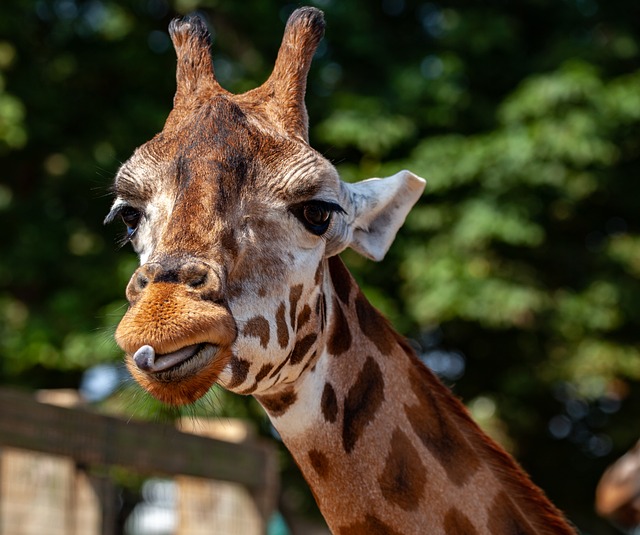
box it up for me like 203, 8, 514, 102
297, 304, 312, 329
257, 387, 297, 417
403, 361, 481, 487
354, 290, 394, 355
342, 356, 385, 453
321, 382, 338, 423
327, 298, 352, 356
290, 332, 318, 365
329, 256, 353, 304
226, 354, 250, 389
289, 283, 303, 331
308, 448, 330, 478
378, 428, 427, 511
256, 362, 274, 381
237, 361, 275, 393
243, 315, 270, 348
276, 301, 289, 348
268, 354, 289, 380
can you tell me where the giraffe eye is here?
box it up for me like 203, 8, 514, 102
304, 204, 330, 226
120, 206, 142, 237
291, 201, 344, 236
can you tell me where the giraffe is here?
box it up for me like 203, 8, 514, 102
106, 7, 576, 534
596, 439, 640, 530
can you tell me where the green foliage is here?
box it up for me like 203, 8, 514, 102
396, 59, 640, 396
1, 0, 639, 531
316, 97, 416, 157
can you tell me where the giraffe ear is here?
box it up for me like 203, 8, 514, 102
343, 170, 426, 261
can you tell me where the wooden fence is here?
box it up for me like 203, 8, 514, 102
0, 387, 278, 535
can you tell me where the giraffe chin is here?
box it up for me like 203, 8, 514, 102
126, 343, 231, 406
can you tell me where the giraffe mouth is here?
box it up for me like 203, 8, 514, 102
132, 343, 217, 375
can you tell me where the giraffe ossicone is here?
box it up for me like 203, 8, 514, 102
107, 6, 576, 533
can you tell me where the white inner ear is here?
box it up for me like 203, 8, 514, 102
343, 170, 426, 261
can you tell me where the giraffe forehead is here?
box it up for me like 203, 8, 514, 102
116, 99, 339, 211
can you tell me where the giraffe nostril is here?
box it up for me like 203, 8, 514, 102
187, 272, 207, 288
136, 272, 149, 291
181, 261, 212, 289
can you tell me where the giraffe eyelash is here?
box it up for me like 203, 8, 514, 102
105, 203, 144, 247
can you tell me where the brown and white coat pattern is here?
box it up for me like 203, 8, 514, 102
107, 7, 576, 534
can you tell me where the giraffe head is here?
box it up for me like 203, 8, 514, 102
106, 7, 425, 406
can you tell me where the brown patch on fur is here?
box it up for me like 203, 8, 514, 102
268, 354, 290, 380
276, 302, 289, 348
342, 357, 385, 453
308, 449, 330, 478
257, 387, 297, 417
238, 362, 275, 394
256, 362, 274, 381
297, 304, 311, 330
243, 315, 270, 348
338, 515, 401, 535
329, 256, 353, 304
321, 382, 338, 423
354, 291, 394, 355
226, 354, 251, 389
328, 298, 352, 355
290, 332, 317, 365
444, 508, 479, 535
289, 283, 303, 330
403, 363, 480, 487
378, 428, 426, 510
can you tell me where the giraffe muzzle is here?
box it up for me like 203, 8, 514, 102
125, 340, 230, 405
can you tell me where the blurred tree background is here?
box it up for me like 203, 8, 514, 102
1, 0, 639, 532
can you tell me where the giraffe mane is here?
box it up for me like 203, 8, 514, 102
397, 336, 575, 533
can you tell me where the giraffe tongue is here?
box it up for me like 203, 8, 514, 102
133, 344, 201, 372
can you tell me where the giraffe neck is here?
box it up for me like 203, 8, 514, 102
258, 257, 575, 535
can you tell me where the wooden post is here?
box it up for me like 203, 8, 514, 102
176, 418, 279, 535
0, 390, 115, 535
0, 388, 270, 486
0, 388, 278, 535
0, 447, 75, 535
